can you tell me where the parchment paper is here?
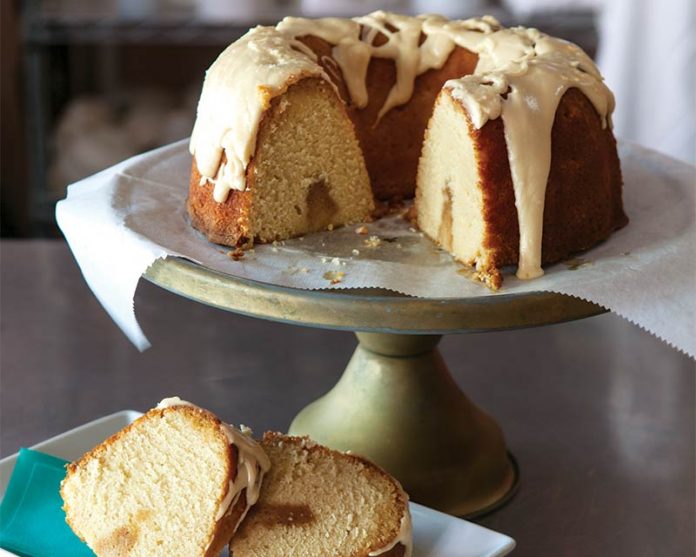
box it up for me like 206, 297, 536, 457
56, 139, 696, 357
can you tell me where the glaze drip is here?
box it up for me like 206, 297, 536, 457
446, 27, 613, 278
368, 505, 413, 557
189, 27, 330, 203
155, 397, 271, 534
189, 11, 615, 280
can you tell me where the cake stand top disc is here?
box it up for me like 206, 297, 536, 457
144, 257, 605, 334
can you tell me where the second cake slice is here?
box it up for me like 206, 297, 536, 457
230, 432, 412, 557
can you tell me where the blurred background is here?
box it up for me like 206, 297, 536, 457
1, 0, 694, 238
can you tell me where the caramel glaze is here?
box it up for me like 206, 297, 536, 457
299, 34, 478, 201
464, 87, 627, 286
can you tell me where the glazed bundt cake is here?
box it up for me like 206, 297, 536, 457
60, 397, 270, 557
230, 432, 412, 557
187, 11, 627, 287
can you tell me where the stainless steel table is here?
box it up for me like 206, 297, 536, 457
1, 239, 693, 556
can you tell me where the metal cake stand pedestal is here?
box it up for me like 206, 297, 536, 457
145, 257, 605, 518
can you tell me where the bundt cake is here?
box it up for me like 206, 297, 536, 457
60, 397, 270, 557
229, 432, 412, 557
187, 11, 627, 287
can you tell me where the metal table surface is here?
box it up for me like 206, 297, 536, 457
1, 239, 694, 556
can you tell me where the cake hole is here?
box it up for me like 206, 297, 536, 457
94, 526, 138, 555
135, 509, 152, 523
306, 177, 338, 230
254, 504, 316, 527
371, 30, 389, 46
294, 205, 302, 215
500, 86, 512, 100
362, 22, 396, 47
438, 186, 454, 252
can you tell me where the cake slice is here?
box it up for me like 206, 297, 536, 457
230, 432, 412, 557
187, 77, 375, 247
60, 397, 270, 557
416, 86, 626, 290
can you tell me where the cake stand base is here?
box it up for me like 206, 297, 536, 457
289, 332, 518, 517
146, 258, 604, 517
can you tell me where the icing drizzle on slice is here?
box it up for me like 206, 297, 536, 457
155, 397, 271, 540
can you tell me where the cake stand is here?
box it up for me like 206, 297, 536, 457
144, 257, 604, 517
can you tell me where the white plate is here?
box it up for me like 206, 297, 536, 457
0, 412, 515, 557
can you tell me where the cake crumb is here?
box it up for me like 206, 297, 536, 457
475, 269, 502, 291
355, 225, 369, 235
403, 203, 418, 223
327, 223, 334, 231
227, 248, 245, 261
277, 97, 290, 113
564, 257, 592, 270
408, 227, 417, 233
373, 197, 406, 219
351, 249, 360, 256
364, 235, 382, 248
323, 271, 345, 284
331, 257, 345, 266
288, 266, 310, 275
271, 246, 279, 253
457, 267, 475, 279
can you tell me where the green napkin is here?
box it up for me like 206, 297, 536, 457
0, 448, 94, 556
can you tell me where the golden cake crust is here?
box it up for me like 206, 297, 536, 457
188, 155, 254, 247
